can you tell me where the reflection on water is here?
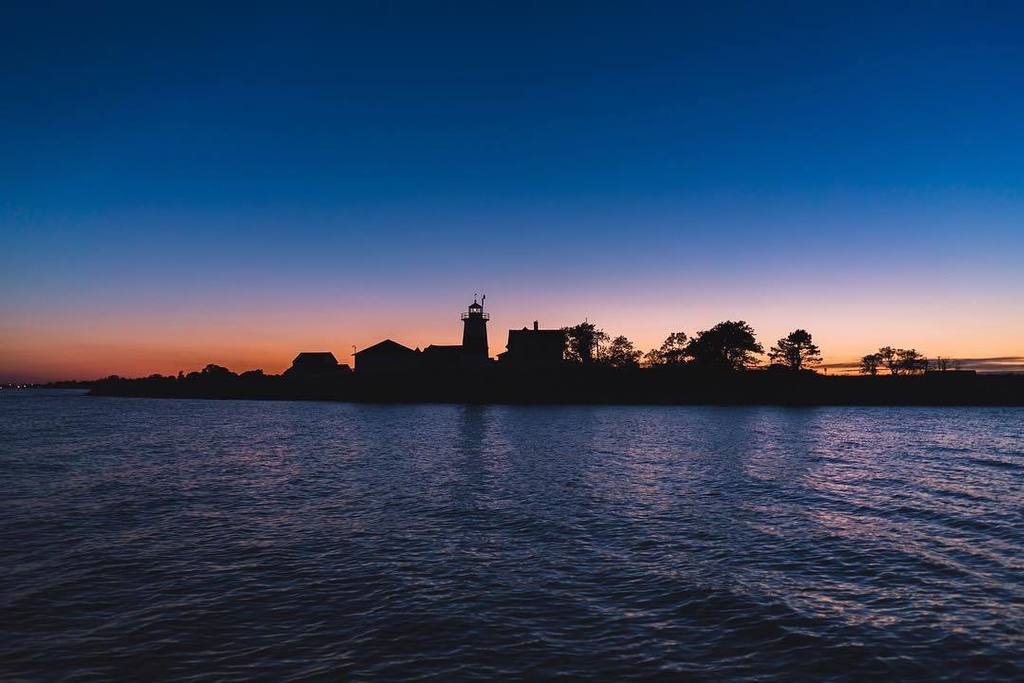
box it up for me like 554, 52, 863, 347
1, 391, 1022, 680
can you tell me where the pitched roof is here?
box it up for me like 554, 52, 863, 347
508, 328, 564, 338
354, 339, 418, 356
292, 352, 338, 365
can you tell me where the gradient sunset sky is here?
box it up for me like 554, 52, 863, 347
2, 2, 1023, 382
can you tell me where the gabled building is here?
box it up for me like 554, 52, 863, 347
354, 339, 420, 373
284, 352, 351, 377
499, 321, 566, 368
421, 344, 462, 370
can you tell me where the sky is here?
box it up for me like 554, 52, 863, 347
2, 2, 1023, 381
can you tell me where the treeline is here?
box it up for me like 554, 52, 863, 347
859, 347, 930, 375
88, 360, 1024, 406
84, 322, 1020, 405
562, 320, 936, 375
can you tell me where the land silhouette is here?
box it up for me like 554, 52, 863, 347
81, 298, 1023, 406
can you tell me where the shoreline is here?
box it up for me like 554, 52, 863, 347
83, 369, 1024, 407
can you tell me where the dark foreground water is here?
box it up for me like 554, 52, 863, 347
2, 391, 1022, 681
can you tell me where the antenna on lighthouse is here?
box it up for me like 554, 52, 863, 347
481, 294, 486, 305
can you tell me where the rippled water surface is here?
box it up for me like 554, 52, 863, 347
2, 390, 1023, 681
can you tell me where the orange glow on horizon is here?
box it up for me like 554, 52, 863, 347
3, 296, 1022, 382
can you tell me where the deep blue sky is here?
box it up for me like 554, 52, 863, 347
2, 2, 1023, 379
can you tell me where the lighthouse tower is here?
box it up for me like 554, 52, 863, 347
461, 295, 490, 364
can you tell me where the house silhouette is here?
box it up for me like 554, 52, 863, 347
284, 352, 350, 377
354, 339, 420, 373
421, 344, 462, 370
499, 321, 566, 367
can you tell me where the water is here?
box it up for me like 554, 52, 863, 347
2, 390, 1022, 681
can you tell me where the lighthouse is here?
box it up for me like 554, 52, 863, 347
461, 295, 490, 365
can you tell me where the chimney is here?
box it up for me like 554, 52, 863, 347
533, 320, 539, 331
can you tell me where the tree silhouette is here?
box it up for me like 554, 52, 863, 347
660, 332, 689, 365
878, 346, 899, 375
642, 332, 689, 366
859, 353, 882, 375
862, 346, 928, 375
642, 348, 664, 367
563, 321, 609, 365
768, 329, 822, 371
604, 335, 642, 368
896, 348, 928, 374
685, 320, 763, 371
201, 364, 235, 379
